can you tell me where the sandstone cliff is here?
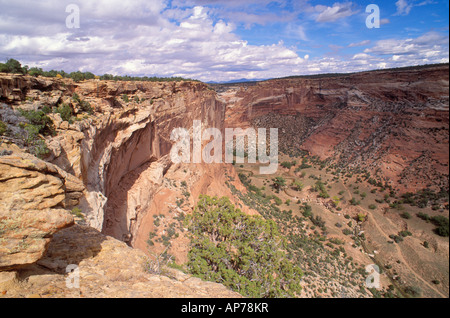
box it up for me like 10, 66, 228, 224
221, 64, 449, 193
0, 75, 243, 298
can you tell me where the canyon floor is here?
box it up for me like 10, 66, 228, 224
233, 154, 449, 298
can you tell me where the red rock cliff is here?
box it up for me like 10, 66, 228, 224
222, 64, 449, 192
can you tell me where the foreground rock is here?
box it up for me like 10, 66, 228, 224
0, 146, 83, 270
1, 225, 242, 298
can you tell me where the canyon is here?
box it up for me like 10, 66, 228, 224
221, 64, 449, 193
0, 63, 448, 298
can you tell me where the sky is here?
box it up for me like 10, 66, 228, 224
0, 0, 449, 82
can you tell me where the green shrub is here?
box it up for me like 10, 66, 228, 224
431, 216, 449, 237
281, 161, 294, 169
71, 207, 84, 219
0, 120, 7, 136
20, 124, 50, 159
18, 109, 55, 136
301, 203, 313, 218
399, 231, 412, 237
404, 286, 422, 298
272, 177, 286, 191
357, 213, 366, 222
72, 93, 93, 114
313, 181, 329, 199
69, 71, 85, 82
270, 195, 283, 206
55, 103, 73, 122
291, 180, 304, 191
122, 94, 130, 103
185, 195, 303, 298
30, 139, 50, 159
417, 212, 431, 222
176, 198, 184, 207
400, 212, 412, 220
369, 204, 377, 210
0, 58, 26, 74
342, 229, 352, 236
311, 215, 326, 229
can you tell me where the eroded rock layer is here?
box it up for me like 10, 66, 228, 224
222, 64, 449, 192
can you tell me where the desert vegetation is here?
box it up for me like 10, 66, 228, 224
184, 195, 303, 298
226, 150, 449, 298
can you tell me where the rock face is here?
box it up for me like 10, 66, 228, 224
0, 72, 65, 107
0, 76, 243, 298
0, 146, 83, 270
67, 80, 227, 245
1, 225, 242, 298
222, 64, 449, 192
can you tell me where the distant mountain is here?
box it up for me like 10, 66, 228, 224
207, 78, 269, 84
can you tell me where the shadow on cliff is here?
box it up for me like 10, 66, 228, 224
49, 146, 76, 176
102, 160, 156, 246
18, 224, 107, 279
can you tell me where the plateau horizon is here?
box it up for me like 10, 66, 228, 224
170, 120, 279, 175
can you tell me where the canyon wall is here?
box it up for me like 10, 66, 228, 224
0, 74, 252, 263
222, 64, 449, 192
54, 80, 227, 245
1, 64, 448, 249
1, 75, 244, 297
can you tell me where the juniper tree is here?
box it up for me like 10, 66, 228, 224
185, 195, 303, 298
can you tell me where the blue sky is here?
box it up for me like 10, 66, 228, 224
0, 0, 448, 81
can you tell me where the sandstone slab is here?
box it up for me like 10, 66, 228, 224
0, 147, 83, 270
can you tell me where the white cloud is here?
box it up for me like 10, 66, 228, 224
348, 40, 371, 48
364, 31, 449, 56
395, 0, 413, 15
395, 0, 435, 16
0, 0, 448, 82
315, 2, 358, 23
361, 31, 449, 67
171, 0, 286, 8
353, 53, 372, 60
0, 0, 309, 82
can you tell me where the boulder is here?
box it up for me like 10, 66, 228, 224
0, 147, 84, 270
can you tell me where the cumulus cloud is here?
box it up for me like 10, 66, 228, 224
315, 2, 358, 23
0, 0, 447, 82
0, 0, 308, 81
171, 0, 286, 8
362, 31, 449, 67
364, 31, 449, 56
